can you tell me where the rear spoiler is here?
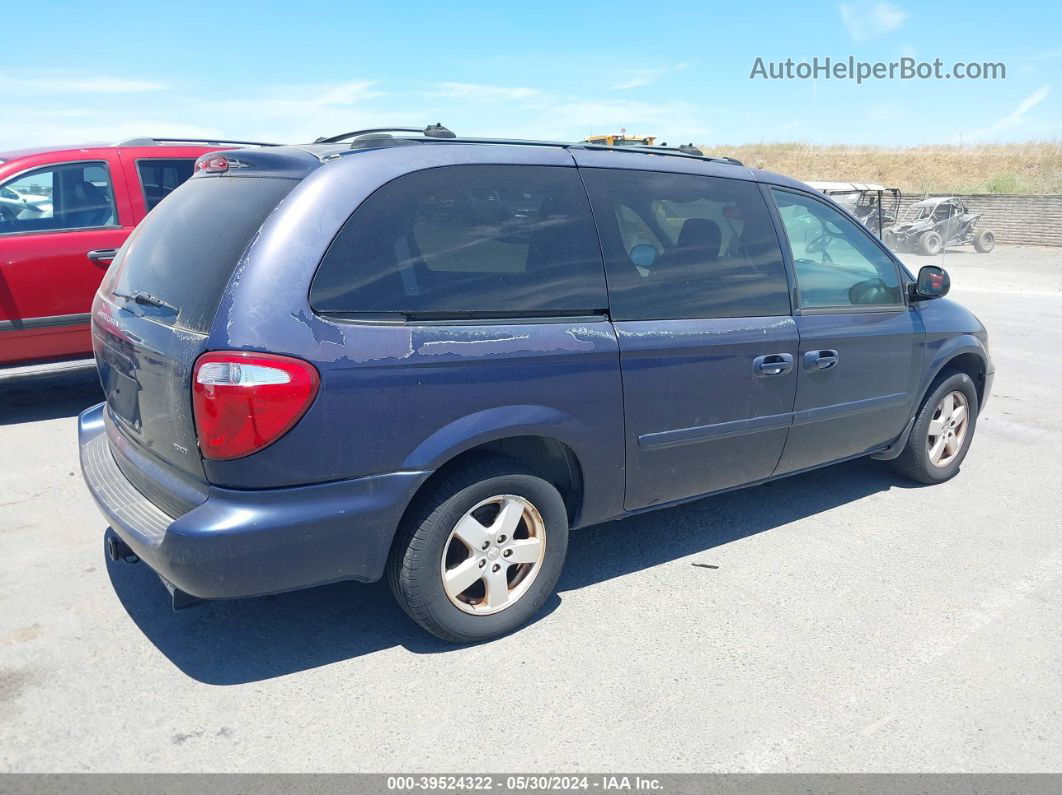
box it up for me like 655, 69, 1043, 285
192, 147, 322, 180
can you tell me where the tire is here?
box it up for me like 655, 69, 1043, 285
973, 228, 996, 253
918, 230, 943, 256
890, 371, 979, 485
387, 455, 569, 643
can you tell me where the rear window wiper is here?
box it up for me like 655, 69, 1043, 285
113, 290, 178, 314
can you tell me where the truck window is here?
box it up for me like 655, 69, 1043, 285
0, 161, 116, 234
136, 159, 196, 211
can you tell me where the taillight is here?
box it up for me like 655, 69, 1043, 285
192, 352, 319, 460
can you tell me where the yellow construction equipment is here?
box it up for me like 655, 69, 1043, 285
583, 132, 656, 147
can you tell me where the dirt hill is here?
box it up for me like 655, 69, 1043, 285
699, 142, 1062, 195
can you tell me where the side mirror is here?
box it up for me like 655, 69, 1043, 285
629, 244, 657, 269
912, 265, 950, 300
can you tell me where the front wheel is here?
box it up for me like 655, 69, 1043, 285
918, 230, 943, 256
973, 228, 996, 253
890, 372, 979, 485
388, 456, 569, 643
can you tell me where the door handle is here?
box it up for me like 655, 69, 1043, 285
753, 353, 794, 377
804, 349, 839, 371
87, 249, 118, 264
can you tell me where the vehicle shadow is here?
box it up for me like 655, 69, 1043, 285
109, 456, 922, 686
559, 457, 922, 591
0, 370, 101, 425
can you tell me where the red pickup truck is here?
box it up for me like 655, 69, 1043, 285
0, 138, 274, 370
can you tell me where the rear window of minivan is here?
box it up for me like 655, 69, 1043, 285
309, 165, 608, 319
107, 176, 295, 332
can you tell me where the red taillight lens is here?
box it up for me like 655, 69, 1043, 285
192, 352, 319, 460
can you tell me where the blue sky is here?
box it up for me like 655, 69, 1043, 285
1, 0, 1058, 150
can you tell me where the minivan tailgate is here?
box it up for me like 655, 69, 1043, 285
92, 294, 208, 481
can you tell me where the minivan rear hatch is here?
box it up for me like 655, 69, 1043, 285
94, 173, 298, 483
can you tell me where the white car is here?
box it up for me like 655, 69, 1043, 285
0, 185, 52, 219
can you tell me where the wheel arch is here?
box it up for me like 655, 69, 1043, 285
399, 405, 595, 526
874, 337, 989, 462
921, 338, 990, 410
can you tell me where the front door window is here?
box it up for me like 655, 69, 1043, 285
0, 162, 116, 235
772, 189, 904, 309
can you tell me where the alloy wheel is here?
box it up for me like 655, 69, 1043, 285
927, 390, 970, 468
440, 495, 547, 615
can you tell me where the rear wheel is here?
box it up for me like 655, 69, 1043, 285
388, 456, 568, 643
890, 372, 978, 485
918, 230, 943, 256
973, 228, 996, 253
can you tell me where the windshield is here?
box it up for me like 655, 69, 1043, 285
104, 176, 296, 332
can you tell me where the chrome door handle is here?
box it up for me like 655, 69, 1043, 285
804, 349, 839, 370
753, 353, 794, 377
87, 249, 118, 264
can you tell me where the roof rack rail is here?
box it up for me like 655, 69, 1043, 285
116, 137, 281, 147
315, 123, 456, 145
307, 130, 745, 167
577, 141, 744, 166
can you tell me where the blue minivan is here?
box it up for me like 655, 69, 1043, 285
79, 129, 993, 642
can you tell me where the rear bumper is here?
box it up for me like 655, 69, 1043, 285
78, 402, 430, 600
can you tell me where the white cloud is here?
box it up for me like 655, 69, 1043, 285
610, 63, 688, 90
0, 118, 222, 149
838, 1, 908, 41
964, 85, 1051, 141
210, 81, 383, 119
428, 83, 540, 101
313, 81, 385, 105
0, 80, 388, 150
0, 75, 168, 93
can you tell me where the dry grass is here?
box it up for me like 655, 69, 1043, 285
700, 141, 1062, 194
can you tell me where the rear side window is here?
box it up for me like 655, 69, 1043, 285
310, 165, 607, 319
136, 159, 195, 211
108, 176, 295, 332
581, 169, 791, 321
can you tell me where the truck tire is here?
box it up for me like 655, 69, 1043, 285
973, 229, 996, 253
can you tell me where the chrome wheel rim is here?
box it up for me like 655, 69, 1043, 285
928, 390, 969, 468
440, 495, 547, 615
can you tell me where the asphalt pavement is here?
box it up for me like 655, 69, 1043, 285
1, 244, 1060, 772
